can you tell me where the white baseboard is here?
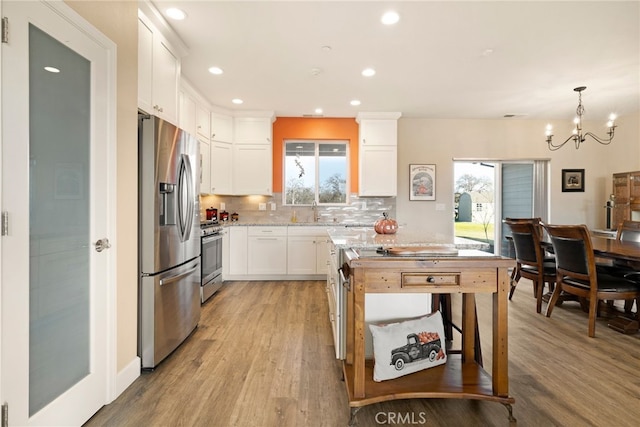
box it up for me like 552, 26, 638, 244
114, 356, 140, 400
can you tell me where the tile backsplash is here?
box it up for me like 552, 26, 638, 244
200, 193, 396, 225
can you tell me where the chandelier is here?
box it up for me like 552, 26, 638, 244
545, 86, 617, 151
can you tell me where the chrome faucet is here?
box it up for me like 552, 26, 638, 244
312, 201, 319, 222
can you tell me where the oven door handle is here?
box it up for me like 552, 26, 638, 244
202, 233, 224, 244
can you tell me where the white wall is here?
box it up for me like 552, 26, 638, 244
397, 112, 640, 233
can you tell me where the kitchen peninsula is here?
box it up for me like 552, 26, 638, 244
326, 227, 516, 425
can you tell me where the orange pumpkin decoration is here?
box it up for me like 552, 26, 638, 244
374, 212, 398, 234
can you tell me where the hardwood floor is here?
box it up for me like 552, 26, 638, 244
84, 280, 640, 427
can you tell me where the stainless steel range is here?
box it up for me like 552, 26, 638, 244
200, 220, 224, 303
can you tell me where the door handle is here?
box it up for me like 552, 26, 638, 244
159, 265, 199, 286
94, 238, 111, 252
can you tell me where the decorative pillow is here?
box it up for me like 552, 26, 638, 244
369, 311, 447, 382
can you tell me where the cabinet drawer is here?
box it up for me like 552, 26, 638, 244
401, 273, 460, 288
247, 226, 287, 237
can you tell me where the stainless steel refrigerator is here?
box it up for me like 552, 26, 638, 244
138, 114, 201, 369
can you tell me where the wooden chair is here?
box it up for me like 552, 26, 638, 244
504, 218, 556, 313
613, 220, 640, 313
542, 223, 640, 337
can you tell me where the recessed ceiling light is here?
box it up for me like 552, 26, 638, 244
232, 98, 243, 105
362, 68, 376, 77
166, 8, 186, 20
44, 66, 60, 73
350, 100, 361, 106
381, 11, 400, 25
315, 108, 323, 114
321, 45, 332, 53
208, 66, 223, 75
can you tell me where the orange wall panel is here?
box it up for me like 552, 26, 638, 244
272, 117, 359, 193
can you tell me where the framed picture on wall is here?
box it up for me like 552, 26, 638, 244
561, 169, 585, 192
410, 164, 436, 201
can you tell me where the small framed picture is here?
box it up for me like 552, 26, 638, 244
561, 169, 585, 192
410, 164, 436, 201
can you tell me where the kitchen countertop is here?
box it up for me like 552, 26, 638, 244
215, 222, 489, 251
327, 227, 490, 250
219, 221, 375, 227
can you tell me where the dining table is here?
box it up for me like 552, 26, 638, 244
540, 232, 640, 333
589, 235, 640, 264
539, 233, 640, 264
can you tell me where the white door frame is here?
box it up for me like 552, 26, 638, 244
0, 0, 118, 420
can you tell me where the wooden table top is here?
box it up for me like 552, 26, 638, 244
538, 234, 640, 264
590, 236, 640, 263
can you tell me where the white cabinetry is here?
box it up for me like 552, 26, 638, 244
196, 104, 211, 140
211, 112, 233, 143
356, 112, 401, 197
287, 227, 330, 275
138, 11, 180, 125
234, 117, 272, 144
199, 138, 211, 194
179, 90, 197, 136
210, 141, 233, 195
228, 226, 248, 275
232, 115, 274, 195
233, 144, 272, 195
247, 227, 287, 274
209, 111, 234, 195
180, 80, 211, 138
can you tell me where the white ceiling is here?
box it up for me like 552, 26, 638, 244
149, 0, 640, 121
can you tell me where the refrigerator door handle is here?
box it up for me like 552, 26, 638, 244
177, 154, 194, 242
159, 265, 199, 287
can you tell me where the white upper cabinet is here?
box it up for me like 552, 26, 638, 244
179, 90, 197, 136
211, 141, 233, 195
359, 118, 399, 146
230, 113, 275, 195
356, 112, 401, 197
199, 138, 211, 194
137, 17, 154, 115
232, 144, 272, 195
137, 11, 180, 125
196, 104, 210, 140
180, 79, 211, 138
234, 117, 272, 145
211, 112, 233, 143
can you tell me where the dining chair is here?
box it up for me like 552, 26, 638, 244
613, 220, 640, 313
542, 223, 640, 337
504, 218, 556, 313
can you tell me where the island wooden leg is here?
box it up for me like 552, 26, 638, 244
353, 269, 366, 399
346, 274, 354, 365
493, 267, 510, 397
461, 293, 476, 364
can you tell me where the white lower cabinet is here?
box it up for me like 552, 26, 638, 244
225, 225, 330, 279
228, 226, 248, 275
316, 237, 331, 274
287, 227, 330, 275
247, 227, 287, 274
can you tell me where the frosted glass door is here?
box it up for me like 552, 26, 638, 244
28, 23, 91, 416
2, 2, 113, 425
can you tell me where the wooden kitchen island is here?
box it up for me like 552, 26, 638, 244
341, 248, 516, 425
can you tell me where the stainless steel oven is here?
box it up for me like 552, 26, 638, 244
201, 222, 223, 303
